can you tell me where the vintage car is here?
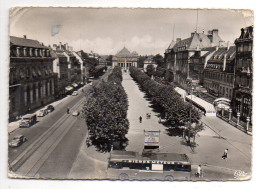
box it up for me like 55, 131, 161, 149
72, 110, 80, 116
72, 91, 78, 96
46, 105, 55, 113
37, 109, 48, 117
9, 135, 27, 147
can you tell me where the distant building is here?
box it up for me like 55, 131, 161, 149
143, 56, 158, 72
203, 45, 236, 100
9, 36, 55, 121
53, 43, 82, 88
232, 26, 253, 121
51, 49, 69, 98
112, 47, 138, 69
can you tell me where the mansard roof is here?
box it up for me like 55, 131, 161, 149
10, 36, 48, 49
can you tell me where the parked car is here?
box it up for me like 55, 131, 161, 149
9, 135, 27, 147
72, 110, 80, 116
46, 105, 55, 113
19, 114, 37, 127
37, 109, 48, 117
72, 91, 78, 96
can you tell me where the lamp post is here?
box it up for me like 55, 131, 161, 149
246, 116, 250, 133
228, 108, 232, 122
236, 112, 240, 127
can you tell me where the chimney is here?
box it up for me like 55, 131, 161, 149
212, 29, 219, 35
59, 42, 62, 49
176, 38, 181, 43
227, 41, 230, 50
23, 35, 27, 39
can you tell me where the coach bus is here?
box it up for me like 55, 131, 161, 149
106, 150, 192, 181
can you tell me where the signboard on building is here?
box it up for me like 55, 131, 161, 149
144, 130, 160, 149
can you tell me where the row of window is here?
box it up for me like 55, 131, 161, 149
204, 71, 233, 84
235, 75, 251, 88
237, 42, 253, 53
236, 58, 252, 68
11, 47, 51, 57
9, 66, 53, 84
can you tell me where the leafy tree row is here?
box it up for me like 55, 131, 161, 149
129, 66, 201, 127
83, 66, 129, 152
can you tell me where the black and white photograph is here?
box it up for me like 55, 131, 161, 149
7, 7, 253, 181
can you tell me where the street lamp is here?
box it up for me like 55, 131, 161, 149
246, 116, 250, 133
236, 112, 241, 127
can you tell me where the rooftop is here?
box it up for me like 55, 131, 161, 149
10, 36, 48, 49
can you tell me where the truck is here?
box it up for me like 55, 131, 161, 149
19, 114, 37, 128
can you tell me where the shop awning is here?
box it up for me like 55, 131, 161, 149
174, 87, 187, 100
186, 95, 216, 117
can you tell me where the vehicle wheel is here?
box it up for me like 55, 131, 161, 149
165, 175, 174, 181
118, 173, 129, 180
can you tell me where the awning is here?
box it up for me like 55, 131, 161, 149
65, 86, 73, 91
186, 95, 216, 117
174, 87, 187, 99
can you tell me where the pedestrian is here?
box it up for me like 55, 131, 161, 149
196, 165, 202, 178
67, 107, 70, 114
139, 116, 142, 123
222, 149, 228, 159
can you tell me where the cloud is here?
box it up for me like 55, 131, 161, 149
71, 35, 169, 55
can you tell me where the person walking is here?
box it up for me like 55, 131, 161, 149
67, 107, 70, 114
139, 116, 142, 123
196, 165, 202, 178
222, 149, 228, 159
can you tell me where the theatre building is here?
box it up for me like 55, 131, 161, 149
112, 47, 138, 69
9, 36, 55, 121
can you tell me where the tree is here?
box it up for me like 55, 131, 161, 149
146, 64, 155, 77
153, 54, 164, 68
137, 55, 147, 68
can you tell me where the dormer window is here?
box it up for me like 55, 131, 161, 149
39, 49, 42, 57
35, 49, 38, 56
29, 48, 33, 56
16, 47, 21, 57
23, 47, 27, 57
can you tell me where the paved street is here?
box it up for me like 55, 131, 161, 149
8, 71, 111, 179
69, 72, 252, 180
8, 71, 252, 180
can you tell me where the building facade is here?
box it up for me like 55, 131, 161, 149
9, 36, 55, 121
203, 45, 236, 100
165, 29, 224, 90
143, 56, 158, 72
112, 47, 138, 69
232, 26, 253, 121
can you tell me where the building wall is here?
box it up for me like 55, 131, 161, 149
9, 49, 55, 120
232, 26, 253, 121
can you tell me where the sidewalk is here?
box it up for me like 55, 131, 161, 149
8, 85, 86, 134
122, 72, 251, 179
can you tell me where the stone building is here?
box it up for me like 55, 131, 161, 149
203, 45, 236, 100
112, 47, 138, 69
232, 26, 253, 121
165, 29, 223, 90
9, 36, 55, 121
143, 56, 158, 72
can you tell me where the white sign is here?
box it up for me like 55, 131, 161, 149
144, 131, 160, 146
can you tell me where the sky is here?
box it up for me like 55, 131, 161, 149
10, 8, 253, 55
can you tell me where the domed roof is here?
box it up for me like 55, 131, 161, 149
115, 46, 138, 57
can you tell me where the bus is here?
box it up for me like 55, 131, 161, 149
106, 150, 191, 181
